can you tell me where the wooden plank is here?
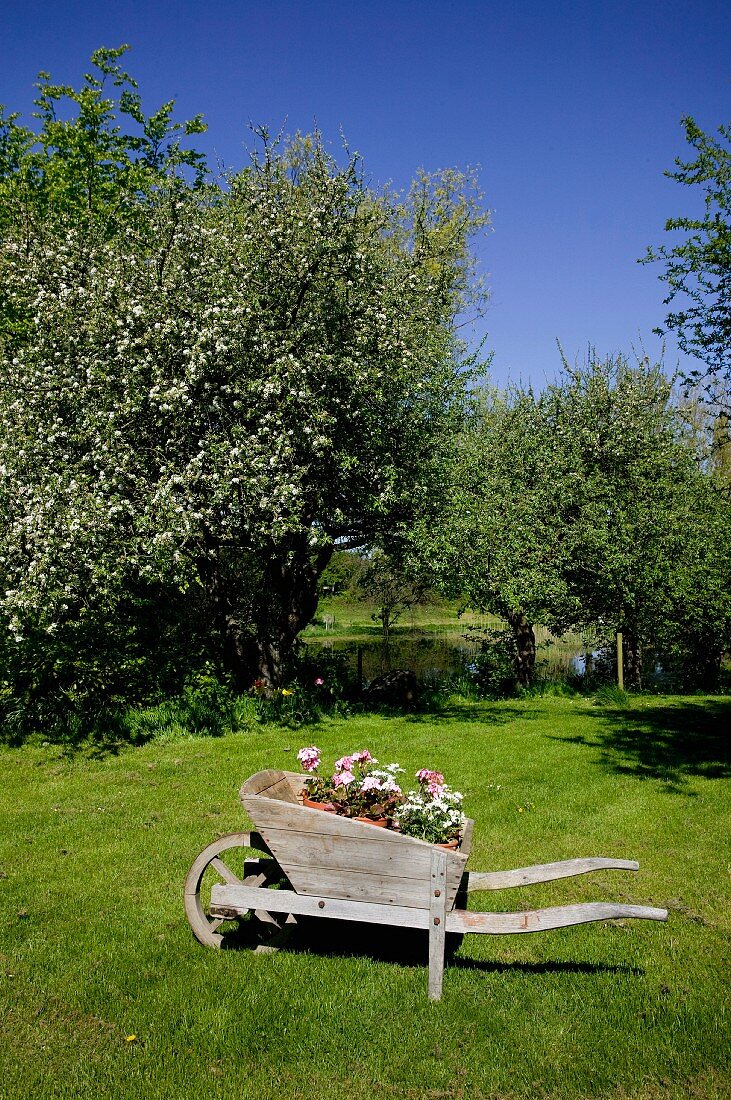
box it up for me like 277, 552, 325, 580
239, 769, 300, 805
246, 796, 413, 843
210, 883, 430, 930
276, 864, 432, 908
460, 818, 475, 860
466, 857, 640, 891
428, 848, 448, 1002
211, 889, 667, 936
239, 768, 285, 797
261, 827, 444, 881
285, 774, 306, 799
447, 902, 668, 934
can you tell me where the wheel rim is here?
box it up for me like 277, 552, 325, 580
183, 831, 278, 946
184, 832, 292, 950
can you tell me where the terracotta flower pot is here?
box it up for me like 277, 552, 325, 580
302, 794, 336, 812
437, 839, 460, 850
355, 816, 389, 827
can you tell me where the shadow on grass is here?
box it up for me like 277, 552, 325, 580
219, 917, 643, 977
551, 698, 731, 793
8, 692, 530, 758
402, 700, 543, 727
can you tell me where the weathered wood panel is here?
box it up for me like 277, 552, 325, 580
210, 887, 668, 938
460, 818, 475, 860
210, 883, 430, 930
428, 848, 448, 1001
272, 865, 434, 907
262, 827, 446, 880
285, 773, 307, 799
240, 769, 300, 805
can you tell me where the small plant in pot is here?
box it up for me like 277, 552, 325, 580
330, 753, 405, 824
394, 770, 465, 847
296, 747, 405, 823
297, 745, 337, 809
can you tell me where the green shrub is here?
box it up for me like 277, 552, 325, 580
593, 684, 631, 706
470, 627, 519, 697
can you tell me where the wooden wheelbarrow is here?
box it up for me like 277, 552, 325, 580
184, 769, 667, 1000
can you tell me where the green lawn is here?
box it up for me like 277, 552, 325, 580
1, 695, 729, 1099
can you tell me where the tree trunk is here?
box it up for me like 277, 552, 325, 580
623, 631, 642, 690
584, 647, 594, 680
200, 533, 334, 692
380, 608, 391, 649
697, 649, 722, 691
223, 617, 258, 692
506, 609, 536, 688
252, 636, 285, 692
234, 539, 334, 691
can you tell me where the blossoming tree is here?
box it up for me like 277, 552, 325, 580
0, 49, 489, 714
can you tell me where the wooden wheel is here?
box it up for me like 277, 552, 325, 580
184, 831, 295, 951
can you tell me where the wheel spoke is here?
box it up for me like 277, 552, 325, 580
210, 857, 243, 885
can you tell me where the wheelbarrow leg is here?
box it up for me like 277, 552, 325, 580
428, 848, 449, 1001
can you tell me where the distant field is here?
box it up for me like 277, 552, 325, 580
303, 597, 500, 640
1, 694, 728, 1099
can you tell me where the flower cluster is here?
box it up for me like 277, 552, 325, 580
415, 769, 446, 795
297, 745, 404, 820
296, 746, 465, 843
297, 745, 321, 772
332, 748, 376, 788
395, 781, 465, 845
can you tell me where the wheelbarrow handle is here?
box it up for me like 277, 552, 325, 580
465, 857, 640, 891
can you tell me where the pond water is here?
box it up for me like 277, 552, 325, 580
305, 629, 584, 685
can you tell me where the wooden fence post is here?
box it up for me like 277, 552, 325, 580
616, 632, 624, 691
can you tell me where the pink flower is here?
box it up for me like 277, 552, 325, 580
361, 775, 385, 792
416, 769, 445, 787
314, 677, 325, 686
333, 770, 355, 787
427, 782, 446, 797
334, 754, 355, 773
353, 749, 375, 765
297, 746, 321, 772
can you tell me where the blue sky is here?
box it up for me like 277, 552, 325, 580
3, 0, 729, 387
